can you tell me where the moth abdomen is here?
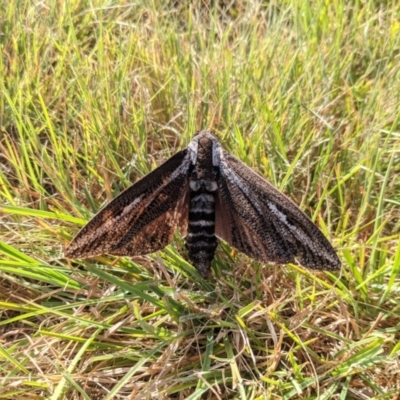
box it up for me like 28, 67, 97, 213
185, 186, 218, 278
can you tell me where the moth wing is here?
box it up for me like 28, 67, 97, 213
215, 150, 340, 270
109, 187, 190, 256
65, 150, 190, 259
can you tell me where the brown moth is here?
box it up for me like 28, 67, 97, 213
65, 130, 340, 278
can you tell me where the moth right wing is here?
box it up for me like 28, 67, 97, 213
65, 149, 191, 259
215, 150, 340, 270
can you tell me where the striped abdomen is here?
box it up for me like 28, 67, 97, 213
185, 179, 218, 278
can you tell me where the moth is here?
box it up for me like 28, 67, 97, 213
65, 130, 340, 278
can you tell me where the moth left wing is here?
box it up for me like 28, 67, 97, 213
215, 150, 341, 270
65, 149, 191, 259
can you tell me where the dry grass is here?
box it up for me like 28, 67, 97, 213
1, 0, 400, 399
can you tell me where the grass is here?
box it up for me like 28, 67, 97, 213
1, 0, 400, 398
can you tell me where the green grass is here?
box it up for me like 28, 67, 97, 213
1, 0, 400, 398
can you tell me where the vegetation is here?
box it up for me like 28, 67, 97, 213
1, 1, 399, 398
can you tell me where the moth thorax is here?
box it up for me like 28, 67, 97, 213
193, 135, 217, 180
